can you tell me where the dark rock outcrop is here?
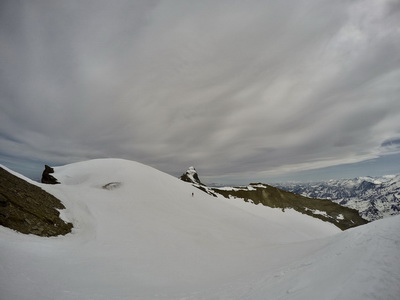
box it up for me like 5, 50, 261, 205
41, 165, 60, 184
0, 167, 72, 236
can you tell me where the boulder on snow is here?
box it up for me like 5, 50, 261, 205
41, 165, 60, 184
0, 166, 72, 236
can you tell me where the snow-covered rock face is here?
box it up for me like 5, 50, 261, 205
179, 166, 219, 196
1, 158, 399, 300
276, 175, 400, 221
179, 166, 203, 185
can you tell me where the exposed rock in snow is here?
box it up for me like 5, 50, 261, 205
102, 182, 122, 190
180, 166, 203, 185
41, 165, 60, 184
180, 166, 218, 197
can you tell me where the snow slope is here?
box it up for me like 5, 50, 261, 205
0, 158, 399, 299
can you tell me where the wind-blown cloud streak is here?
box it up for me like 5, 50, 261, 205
1, 0, 400, 183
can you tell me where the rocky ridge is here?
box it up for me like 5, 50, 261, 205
179, 167, 368, 230
180, 167, 217, 197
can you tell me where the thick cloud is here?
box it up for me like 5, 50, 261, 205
1, 0, 399, 182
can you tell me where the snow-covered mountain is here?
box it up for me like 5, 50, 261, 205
1, 159, 399, 299
275, 175, 400, 221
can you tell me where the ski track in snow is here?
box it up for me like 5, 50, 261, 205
1, 159, 399, 300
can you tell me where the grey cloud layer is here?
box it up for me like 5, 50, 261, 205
1, 0, 399, 181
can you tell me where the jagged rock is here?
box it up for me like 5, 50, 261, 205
180, 166, 204, 185
179, 166, 218, 197
41, 165, 60, 184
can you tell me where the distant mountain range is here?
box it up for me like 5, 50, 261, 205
275, 175, 400, 221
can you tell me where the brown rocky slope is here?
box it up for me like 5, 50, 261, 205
0, 167, 72, 237
212, 183, 368, 230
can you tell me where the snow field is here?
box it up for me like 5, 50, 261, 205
1, 158, 399, 299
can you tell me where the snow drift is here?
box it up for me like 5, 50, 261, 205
0, 158, 399, 299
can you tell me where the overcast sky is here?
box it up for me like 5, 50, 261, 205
1, 0, 400, 184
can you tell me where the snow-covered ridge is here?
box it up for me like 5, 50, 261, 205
1, 158, 399, 299
216, 183, 268, 191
